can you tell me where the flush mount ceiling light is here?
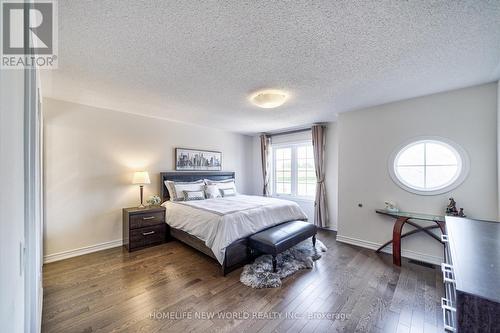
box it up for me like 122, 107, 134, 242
250, 89, 288, 108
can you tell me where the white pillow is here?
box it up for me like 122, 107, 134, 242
220, 188, 236, 197
183, 190, 205, 201
205, 179, 237, 192
164, 180, 204, 201
205, 184, 222, 199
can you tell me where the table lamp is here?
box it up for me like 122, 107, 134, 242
132, 171, 151, 208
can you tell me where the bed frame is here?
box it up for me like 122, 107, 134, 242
160, 171, 256, 275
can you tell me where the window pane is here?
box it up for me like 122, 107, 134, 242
274, 146, 292, 195
275, 160, 283, 171
392, 139, 466, 194
297, 183, 307, 195
283, 159, 291, 170
283, 148, 291, 159
307, 184, 316, 197
276, 172, 284, 182
276, 148, 291, 160
307, 171, 316, 183
298, 171, 307, 183
396, 166, 425, 189
274, 144, 317, 197
297, 146, 307, 159
307, 146, 313, 157
397, 143, 424, 166
426, 165, 458, 189
297, 159, 307, 170
426, 143, 458, 166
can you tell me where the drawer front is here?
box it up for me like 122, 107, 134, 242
130, 211, 165, 229
129, 224, 166, 249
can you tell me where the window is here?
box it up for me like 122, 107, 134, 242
389, 137, 469, 195
297, 145, 316, 197
274, 147, 292, 194
272, 143, 316, 198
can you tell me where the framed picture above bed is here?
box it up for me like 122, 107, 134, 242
175, 148, 222, 171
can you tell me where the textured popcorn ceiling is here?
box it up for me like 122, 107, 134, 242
41, 0, 500, 134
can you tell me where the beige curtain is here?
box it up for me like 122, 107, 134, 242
312, 125, 327, 227
260, 134, 271, 196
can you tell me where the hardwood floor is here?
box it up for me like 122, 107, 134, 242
42, 230, 444, 333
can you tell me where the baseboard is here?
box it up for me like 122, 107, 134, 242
43, 239, 123, 264
336, 234, 442, 266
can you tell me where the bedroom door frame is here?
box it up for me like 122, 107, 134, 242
23, 1, 44, 329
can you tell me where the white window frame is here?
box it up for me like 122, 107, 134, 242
388, 136, 470, 196
271, 141, 316, 201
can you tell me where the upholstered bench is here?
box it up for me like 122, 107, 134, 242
249, 220, 317, 272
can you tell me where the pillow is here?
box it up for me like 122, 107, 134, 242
205, 179, 237, 192
164, 180, 204, 201
204, 184, 222, 199
183, 190, 205, 201
220, 188, 236, 197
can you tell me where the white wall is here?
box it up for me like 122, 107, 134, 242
43, 98, 253, 260
0, 70, 26, 332
336, 82, 498, 264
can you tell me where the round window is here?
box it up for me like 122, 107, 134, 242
389, 137, 469, 195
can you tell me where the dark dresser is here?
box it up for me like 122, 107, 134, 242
443, 216, 500, 332
123, 206, 168, 251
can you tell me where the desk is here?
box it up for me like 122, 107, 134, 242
375, 209, 445, 266
444, 216, 500, 331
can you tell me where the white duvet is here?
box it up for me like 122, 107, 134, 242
162, 195, 308, 264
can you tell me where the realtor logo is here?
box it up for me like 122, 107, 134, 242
1, 0, 58, 69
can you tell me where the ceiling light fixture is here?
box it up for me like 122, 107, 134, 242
250, 89, 288, 108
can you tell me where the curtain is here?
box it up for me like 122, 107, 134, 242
312, 125, 327, 227
260, 134, 271, 196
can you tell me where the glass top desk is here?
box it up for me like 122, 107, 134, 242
375, 209, 445, 266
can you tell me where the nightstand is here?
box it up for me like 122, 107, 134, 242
123, 206, 168, 252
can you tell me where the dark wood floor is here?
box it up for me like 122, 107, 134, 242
42, 230, 444, 333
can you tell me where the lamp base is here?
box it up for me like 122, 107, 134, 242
138, 185, 145, 209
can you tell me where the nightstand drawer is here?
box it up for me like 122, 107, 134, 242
130, 211, 165, 229
129, 224, 166, 249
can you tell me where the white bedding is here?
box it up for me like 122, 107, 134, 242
162, 195, 308, 264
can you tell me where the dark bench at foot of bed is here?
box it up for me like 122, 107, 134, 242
248, 220, 317, 272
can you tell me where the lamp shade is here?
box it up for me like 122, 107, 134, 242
132, 171, 151, 185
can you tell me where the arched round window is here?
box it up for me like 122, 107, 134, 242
389, 137, 469, 195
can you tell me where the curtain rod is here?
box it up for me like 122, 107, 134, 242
267, 128, 311, 138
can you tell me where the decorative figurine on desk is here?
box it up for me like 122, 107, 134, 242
384, 201, 399, 213
446, 197, 465, 217
446, 197, 458, 216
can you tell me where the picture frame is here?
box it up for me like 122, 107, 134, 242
175, 148, 222, 171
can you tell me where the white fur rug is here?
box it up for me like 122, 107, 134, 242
240, 239, 327, 288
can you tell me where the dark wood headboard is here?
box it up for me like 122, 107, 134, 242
160, 171, 235, 201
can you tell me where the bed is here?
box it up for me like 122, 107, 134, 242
160, 171, 308, 275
